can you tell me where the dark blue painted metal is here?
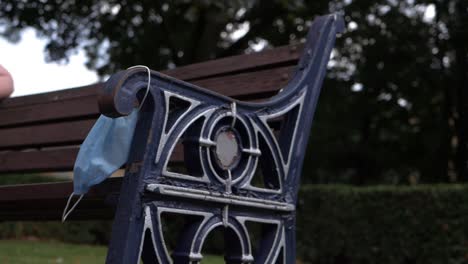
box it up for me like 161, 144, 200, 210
99, 14, 344, 264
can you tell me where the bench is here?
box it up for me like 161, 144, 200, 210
0, 14, 343, 263
0, 43, 302, 221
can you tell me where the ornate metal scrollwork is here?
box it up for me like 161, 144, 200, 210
100, 14, 344, 264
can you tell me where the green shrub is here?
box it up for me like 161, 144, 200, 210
297, 184, 468, 264
0, 221, 112, 244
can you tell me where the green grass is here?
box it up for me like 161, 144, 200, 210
0, 240, 224, 263
0, 240, 107, 264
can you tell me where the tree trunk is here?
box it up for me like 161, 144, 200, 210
453, 0, 468, 181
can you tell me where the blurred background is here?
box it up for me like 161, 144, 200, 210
1, 0, 468, 263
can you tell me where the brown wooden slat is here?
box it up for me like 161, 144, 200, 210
192, 65, 294, 99
0, 119, 95, 149
0, 84, 100, 109
0, 148, 79, 172
163, 43, 302, 81
0, 178, 122, 221
0, 95, 99, 128
0, 92, 101, 128
0, 203, 114, 221
0, 144, 184, 173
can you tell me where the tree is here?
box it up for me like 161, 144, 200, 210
1, 0, 467, 185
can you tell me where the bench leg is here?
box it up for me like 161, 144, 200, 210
105, 174, 145, 264
284, 217, 296, 264
106, 214, 144, 263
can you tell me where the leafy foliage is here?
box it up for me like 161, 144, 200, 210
1, 0, 467, 184
297, 184, 468, 263
0, 220, 112, 244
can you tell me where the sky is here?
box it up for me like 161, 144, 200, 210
1, 28, 99, 97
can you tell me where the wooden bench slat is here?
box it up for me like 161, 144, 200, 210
164, 44, 302, 81
0, 84, 99, 109
0, 95, 99, 128
193, 65, 294, 100
0, 119, 95, 149
0, 206, 114, 221
0, 178, 122, 221
0, 148, 79, 172
0, 144, 184, 173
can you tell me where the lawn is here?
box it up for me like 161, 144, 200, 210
0, 240, 223, 263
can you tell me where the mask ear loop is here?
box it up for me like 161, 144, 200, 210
62, 192, 84, 222
127, 65, 151, 110
62, 65, 152, 222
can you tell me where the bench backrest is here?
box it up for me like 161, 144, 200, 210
0, 43, 303, 221
0, 45, 303, 173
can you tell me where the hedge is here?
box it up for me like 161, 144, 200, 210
0, 221, 112, 244
297, 184, 468, 264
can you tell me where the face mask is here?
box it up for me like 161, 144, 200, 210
61, 109, 139, 221
74, 109, 139, 195
61, 65, 150, 222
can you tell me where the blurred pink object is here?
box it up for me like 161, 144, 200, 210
0, 65, 14, 99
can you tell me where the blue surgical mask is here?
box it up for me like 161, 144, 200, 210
62, 65, 150, 222
62, 109, 139, 221
73, 109, 139, 194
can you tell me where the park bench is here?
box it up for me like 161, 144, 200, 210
0, 14, 342, 263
